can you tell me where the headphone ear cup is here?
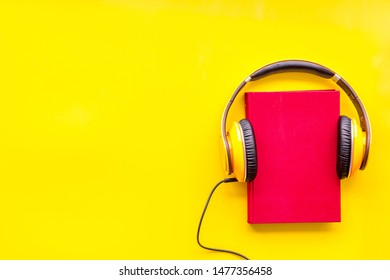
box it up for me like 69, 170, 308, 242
337, 116, 352, 179
239, 119, 258, 182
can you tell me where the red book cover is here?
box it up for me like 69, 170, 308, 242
245, 90, 340, 224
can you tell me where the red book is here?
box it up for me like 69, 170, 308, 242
245, 90, 340, 224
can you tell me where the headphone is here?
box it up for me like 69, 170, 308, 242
221, 60, 371, 182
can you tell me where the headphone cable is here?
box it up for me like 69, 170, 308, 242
197, 178, 250, 260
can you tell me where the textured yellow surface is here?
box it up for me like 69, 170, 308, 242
0, 1, 389, 260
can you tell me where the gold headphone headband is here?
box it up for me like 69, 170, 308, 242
221, 60, 371, 174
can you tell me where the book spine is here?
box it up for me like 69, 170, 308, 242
245, 92, 255, 224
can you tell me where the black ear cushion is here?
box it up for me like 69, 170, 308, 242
239, 119, 258, 182
337, 116, 352, 179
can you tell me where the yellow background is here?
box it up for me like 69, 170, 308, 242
0, 0, 389, 260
